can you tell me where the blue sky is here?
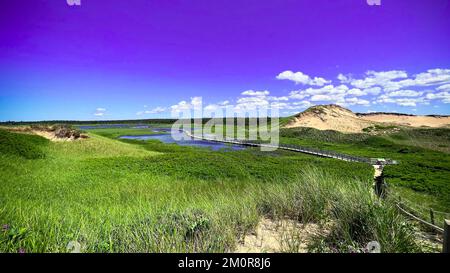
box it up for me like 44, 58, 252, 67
1, 0, 450, 121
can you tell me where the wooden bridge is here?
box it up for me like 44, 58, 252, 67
183, 130, 398, 166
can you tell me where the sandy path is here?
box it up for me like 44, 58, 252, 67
235, 218, 329, 253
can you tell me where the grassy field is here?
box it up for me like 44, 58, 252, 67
0, 124, 446, 253
279, 127, 450, 224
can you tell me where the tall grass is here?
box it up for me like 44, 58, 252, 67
280, 127, 450, 213
258, 168, 420, 253
0, 129, 423, 253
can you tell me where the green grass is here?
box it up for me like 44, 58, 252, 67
82, 126, 170, 139
0, 127, 425, 253
279, 126, 450, 221
0, 129, 49, 159
386, 127, 450, 153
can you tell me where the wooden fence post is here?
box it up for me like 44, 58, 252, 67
444, 219, 450, 253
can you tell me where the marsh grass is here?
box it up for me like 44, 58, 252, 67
0, 128, 426, 252
258, 169, 421, 253
280, 127, 450, 212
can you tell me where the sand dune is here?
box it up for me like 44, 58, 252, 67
285, 105, 374, 133
285, 105, 450, 133
358, 113, 450, 128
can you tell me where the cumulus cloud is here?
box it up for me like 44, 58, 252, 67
267, 96, 289, 101
350, 70, 408, 89
276, 70, 330, 86
344, 97, 370, 106
426, 91, 450, 103
386, 90, 423, 97
241, 90, 270, 96
313, 68, 450, 107
347, 88, 366, 97
348, 69, 450, 93
137, 67, 450, 118
171, 97, 201, 114
94, 108, 107, 116
136, 106, 167, 116
362, 87, 382, 95
287, 84, 366, 106
375, 95, 427, 107
337, 73, 351, 83
437, 84, 450, 92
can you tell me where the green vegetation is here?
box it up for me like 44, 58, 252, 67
85, 127, 161, 139
0, 129, 48, 159
386, 127, 450, 153
362, 124, 399, 133
279, 126, 450, 221
0, 126, 428, 253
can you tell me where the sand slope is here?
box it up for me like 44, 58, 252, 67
358, 113, 450, 128
285, 105, 374, 133
285, 104, 450, 133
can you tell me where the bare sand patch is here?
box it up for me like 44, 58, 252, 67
1, 126, 87, 142
235, 217, 330, 253
359, 114, 450, 128
31, 130, 81, 141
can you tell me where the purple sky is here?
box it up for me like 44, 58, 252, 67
1, 0, 450, 121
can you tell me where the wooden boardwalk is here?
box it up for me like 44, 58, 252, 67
183, 130, 398, 165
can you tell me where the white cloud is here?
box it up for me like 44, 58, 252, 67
345, 97, 370, 106
94, 107, 107, 117
337, 73, 351, 83
288, 84, 360, 105
170, 101, 189, 113
437, 84, 450, 92
191, 96, 202, 109
426, 91, 450, 103
147, 68, 450, 117
350, 70, 408, 89
236, 96, 269, 109
394, 99, 420, 107
276, 70, 330, 86
241, 90, 269, 96
268, 96, 289, 101
291, 100, 313, 109
362, 87, 382, 95
348, 69, 450, 93
386, 90, 423, 97
136, 106, 167, 116
375, 95, 427, 107
310, 94, 337, 102
347, 88, 366, 97
289, 90, 309, 100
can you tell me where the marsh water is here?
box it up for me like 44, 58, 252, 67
120, 129, 246, 151
78, 124, 246, 150
76, 124, 243, 151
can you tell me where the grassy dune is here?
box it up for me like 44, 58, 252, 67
0, 127, 426, 253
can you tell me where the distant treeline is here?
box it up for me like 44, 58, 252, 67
0, 117, 276, 126
0, 119, 177, 126
357, 112, 450, 117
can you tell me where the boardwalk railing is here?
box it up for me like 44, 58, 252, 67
184, 131, 398, 165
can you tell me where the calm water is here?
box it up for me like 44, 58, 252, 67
120, 129, 246, 151
78, 124, 150, 130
